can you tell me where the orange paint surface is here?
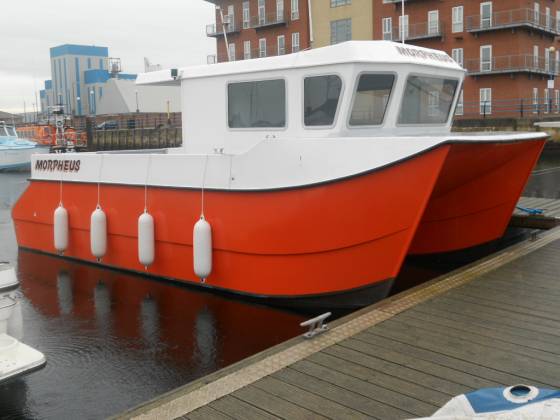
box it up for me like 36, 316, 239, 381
12, 147, 449, 298
409, 140, 546, 255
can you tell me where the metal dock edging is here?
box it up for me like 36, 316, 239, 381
117, 225, 560, 420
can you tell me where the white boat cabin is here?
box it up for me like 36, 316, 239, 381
138, 41, 465, 155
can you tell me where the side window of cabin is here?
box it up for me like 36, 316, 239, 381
349, 74, 395, 126
398, 76, 458, 125
228, 79, 286, 128
304, 75, 342, 126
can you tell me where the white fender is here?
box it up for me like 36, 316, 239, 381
138, 212, 155, 267
53, 205, 69, 252
193, 216, 212, 279
7, 299, 23, 341
90, 207, 107, 259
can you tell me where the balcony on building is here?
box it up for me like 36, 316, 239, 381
250, 12, 287, 30
206, 17, 241, 37
466, 8, 560, 36
393, 21, 444, 42
212, 45, 291, 64
465, 55, 560, 76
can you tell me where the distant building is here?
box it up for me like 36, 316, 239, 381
204, 0, 310, 63
309, 0, 373, 48
41, 44, 111, 116
95, 78, 181, 115
373, 1, 560, 118
40, 44, 180, 117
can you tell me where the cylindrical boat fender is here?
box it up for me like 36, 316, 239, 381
138, 211, 155, 268
90, 206, 107, 260
7, 299, 23, 341
193, 216, 212, 281
53, 205, 69, 253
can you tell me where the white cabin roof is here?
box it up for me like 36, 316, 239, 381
137, 41, 464, 86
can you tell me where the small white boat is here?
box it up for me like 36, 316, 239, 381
0, 121, 48, 171
0, 262, 45, 382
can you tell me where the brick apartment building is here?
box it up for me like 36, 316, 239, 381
374, 0, 560, 118
205, 0, 310, 63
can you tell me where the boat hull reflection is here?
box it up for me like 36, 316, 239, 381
17, 249, 302, 374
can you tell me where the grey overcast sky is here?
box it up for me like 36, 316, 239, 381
0, 0, 216, 113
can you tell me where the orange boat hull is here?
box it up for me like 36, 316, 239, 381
409, 140, 545, 255
12, 146, 449, 306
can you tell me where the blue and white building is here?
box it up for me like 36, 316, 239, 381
40, 44, 180, 116
40, 44, 135, 116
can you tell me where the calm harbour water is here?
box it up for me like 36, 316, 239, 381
0, 147, 558, 419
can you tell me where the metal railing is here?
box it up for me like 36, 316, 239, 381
206, 20, 241, 37
250, 11, 287, 29
455, 97, 560, 119
466, 8, 560, 35
217, 45, 290, 63
465, 55, 560, 76
393, 21, 444, 41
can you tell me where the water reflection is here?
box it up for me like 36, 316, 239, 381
2, 250, 303, 419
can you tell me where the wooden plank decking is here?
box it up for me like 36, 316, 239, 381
121, 222, 560, 420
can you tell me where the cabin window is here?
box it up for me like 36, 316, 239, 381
349, 74, 395, 126
228, 79, 286, 128
304, 75, 342, 126
398, 75, 458, 124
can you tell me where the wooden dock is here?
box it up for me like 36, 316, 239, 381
120, 221, 560, 420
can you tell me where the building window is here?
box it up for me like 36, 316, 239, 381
480, 45, 492, 72
350, 74, 395, 126
452, 6, 463, 33
304, 75, 342, 126
87, 58, 92, 69
534, 45, 539, 69
276, 0, 284, 22
331, 0, 351, 6
452, 48, 464, 67
277, 35, 286, 55
555, 89, 559, 113
292, 32, 300, 52
455, 89, 464, 116
400, 76, 459, 124
259, 38, 267, 57
533, 87, 539, 113
545, 88, 550, 113
244, 41, 251, 60
227, 5, 235, 30
546, 7, 551, 28
228, 79, 286, 128
399, 14, 409, 39
534, 2, 540, 24
228, 43, 236, 61
330, 18, 352, 44
545, 47, 550, 72
382, 17, 392, 40
557, 10, 560, 32
243, 1, 250, 28
480, 2, 492, 29
428, 10, 439, 35
258, 0, 266, 25
291, 0, 299, 20
480, 88, 492, 115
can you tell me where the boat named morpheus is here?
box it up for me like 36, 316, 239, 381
12, 41, 546, 307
